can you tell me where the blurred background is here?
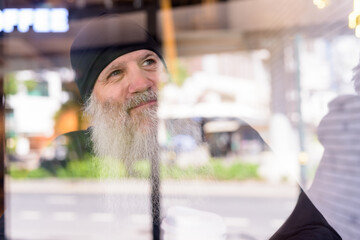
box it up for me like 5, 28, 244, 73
1, 0, 360, 239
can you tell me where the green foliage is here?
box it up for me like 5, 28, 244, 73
133, 160, 151, 178
54, 156, 126, 179
161, 164, 213, 180
23, 79, 38, 92
175, 62, 189, 87
55, 160, 99, 178
69, 158, 98, 178
6, 138, 17, 155
4, 74, 18, 95
93, 158, 127, 179
170, 60, 189, 87
9, 157, 259, 181
9, 168, 28, 179
27, 168, 52, 178
210, 160, 259, 180
9, 167, 51, 179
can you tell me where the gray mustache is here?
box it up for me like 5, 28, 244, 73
124, 90, 158, 112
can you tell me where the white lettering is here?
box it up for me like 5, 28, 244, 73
0, 8, 68, 33
50, 8, 69, 32
3, 8, 18, 33
18, 9, 33, 33
0, 11, 3, 31
33, 8, 50, 32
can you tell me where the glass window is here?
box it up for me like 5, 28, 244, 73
2, 1, 359, 240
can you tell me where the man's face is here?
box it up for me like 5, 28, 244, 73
93, 49, 163, 120
85, 49, 165, 168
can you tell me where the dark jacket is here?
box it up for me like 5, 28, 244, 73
270, 190, 341, 240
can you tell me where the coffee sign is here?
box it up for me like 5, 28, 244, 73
0, 8, 69, 33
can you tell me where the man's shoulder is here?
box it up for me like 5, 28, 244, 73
43, 129, 94, 162
60, 129, 91, 142
59, 129, 93, 154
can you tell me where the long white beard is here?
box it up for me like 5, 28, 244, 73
84, 91, 159, 174
84, 91, 204, 216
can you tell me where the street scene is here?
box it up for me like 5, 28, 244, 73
2, 0, 360, 240
7, 180, 297, 240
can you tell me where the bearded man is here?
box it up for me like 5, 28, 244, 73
68, 14, 165, 239
67, 15, 166, 176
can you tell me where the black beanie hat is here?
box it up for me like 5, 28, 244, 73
70, 14, 164, 101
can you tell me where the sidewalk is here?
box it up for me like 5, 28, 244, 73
7, 178, 299, 198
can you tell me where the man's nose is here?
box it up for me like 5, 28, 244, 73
128, 68, 153, 94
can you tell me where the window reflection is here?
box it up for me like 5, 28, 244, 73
2, 1, 360, 240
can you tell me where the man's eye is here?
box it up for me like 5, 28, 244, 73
109, 70, 122, 78
143, 58, 157, 66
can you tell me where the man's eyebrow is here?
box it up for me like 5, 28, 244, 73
138, 52, 157, 61
103, 62, 126, 77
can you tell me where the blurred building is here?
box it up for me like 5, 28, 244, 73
2, 0, 360, 172
5, 70, 63, 167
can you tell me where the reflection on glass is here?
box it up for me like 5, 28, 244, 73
3, 1, 360, 240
